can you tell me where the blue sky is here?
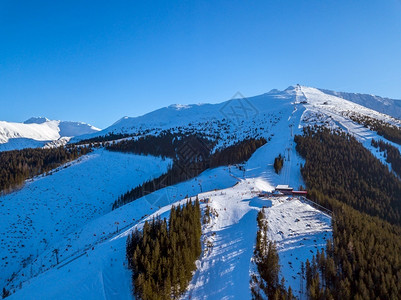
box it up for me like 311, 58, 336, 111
1, 0, 401, 129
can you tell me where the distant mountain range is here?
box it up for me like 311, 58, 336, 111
318, 88, 401, 120
0, 117, 100, 151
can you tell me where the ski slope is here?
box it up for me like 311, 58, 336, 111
6, 95, 328, 299
183, 181, 331, 300
4, 85, 401, 299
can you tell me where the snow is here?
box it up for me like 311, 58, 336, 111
0, 118, 100, 151
24, 117, 51, 124
6, 100, 329, 299
71, 91, 293, 144
5, 84, 401, 299
319, 88, 401, 120
0, 120, 60, 144
298, 86, 401, 171
0, 149, 171, 291
264, 198, 331, 298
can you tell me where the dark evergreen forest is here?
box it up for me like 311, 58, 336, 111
106, 132, 214, 159
112, 136, 266, 210
348, 114, 401, 145
75, 132, 133, 145
295, 126, 401, 226
126, 199, 201, 300
273, 154, 284, 174
252, 208, 295, 300
0, 145, 91, 194
295, 127, 401, 299
371, 138, 401, 178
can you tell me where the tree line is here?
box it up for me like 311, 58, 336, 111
295, 126, 401, 226
0, 145, 92, 194
112, 137, 266, 210
252, 208, 295, 300
126, 199, 201, 299
348, 114, 401, 145
106, 132, 215, 159
295, 126, 401, 299
303, 205, 401, 300
75, 132, 133, 145
371, 138, 401, 178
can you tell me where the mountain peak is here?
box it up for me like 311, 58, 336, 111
168, 104, 191, 110
24, 117, 50, 124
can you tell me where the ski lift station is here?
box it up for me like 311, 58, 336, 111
275, 185, 294, 195
259, 185, 308, 198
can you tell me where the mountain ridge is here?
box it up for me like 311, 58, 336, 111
0, 118, 100, 151
73, 85, 401, 143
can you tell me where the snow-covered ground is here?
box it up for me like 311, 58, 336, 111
298, 86, 401, 170
0, 149, 171, 291
6, 96, 327, 299
264, 198, 331, 298
0, 118, 99, 151
6, 175, 331, 300
4, 85, 401, 299
184, 181, 331, 300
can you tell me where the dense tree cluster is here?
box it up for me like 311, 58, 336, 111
371, 139, 401, 177
126, 199, 201, 299
303, 249, 335, 299
0, 146, 91, 194
112, 161, 204, 210
295, 126, 401, 226
302, 204, 401, 300
295, 127, 401, 299
348, 114, 401, 145
273, 154, 284, 174
209, 138, 267, 168
107, 132, 215, 159
112, 137, 266, 210
252, 209, 294, 300
75, 132, 133, 145
2, 287, 10, 299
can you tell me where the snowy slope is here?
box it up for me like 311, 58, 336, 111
0, 150, 171, 291
297, 86, 401, 169
0, 118, 100, 151
72, 85, 401, 163
7, 172, 330, 300
71, 91, 292, 144
183, 183, 331, 300
319, 88, 401, 120
6, 95, 325, 299
4, 85, 401, 299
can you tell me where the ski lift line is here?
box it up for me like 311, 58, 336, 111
299, 196, 333, 216
9, 214, 146, 291
57, 251, 87, 269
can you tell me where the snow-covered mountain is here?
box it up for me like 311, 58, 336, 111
2, 85, 401, 299
0, 117, 100, 151
73, 85, 401, 147
319, 88, 401, 120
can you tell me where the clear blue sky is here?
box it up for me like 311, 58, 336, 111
1, 0, 401, 129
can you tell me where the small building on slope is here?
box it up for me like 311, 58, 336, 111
275, 185, 294, 195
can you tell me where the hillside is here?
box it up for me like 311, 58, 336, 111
319, 88, 401, 120
0, 118, 100, 151
2, 85, 401, 299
